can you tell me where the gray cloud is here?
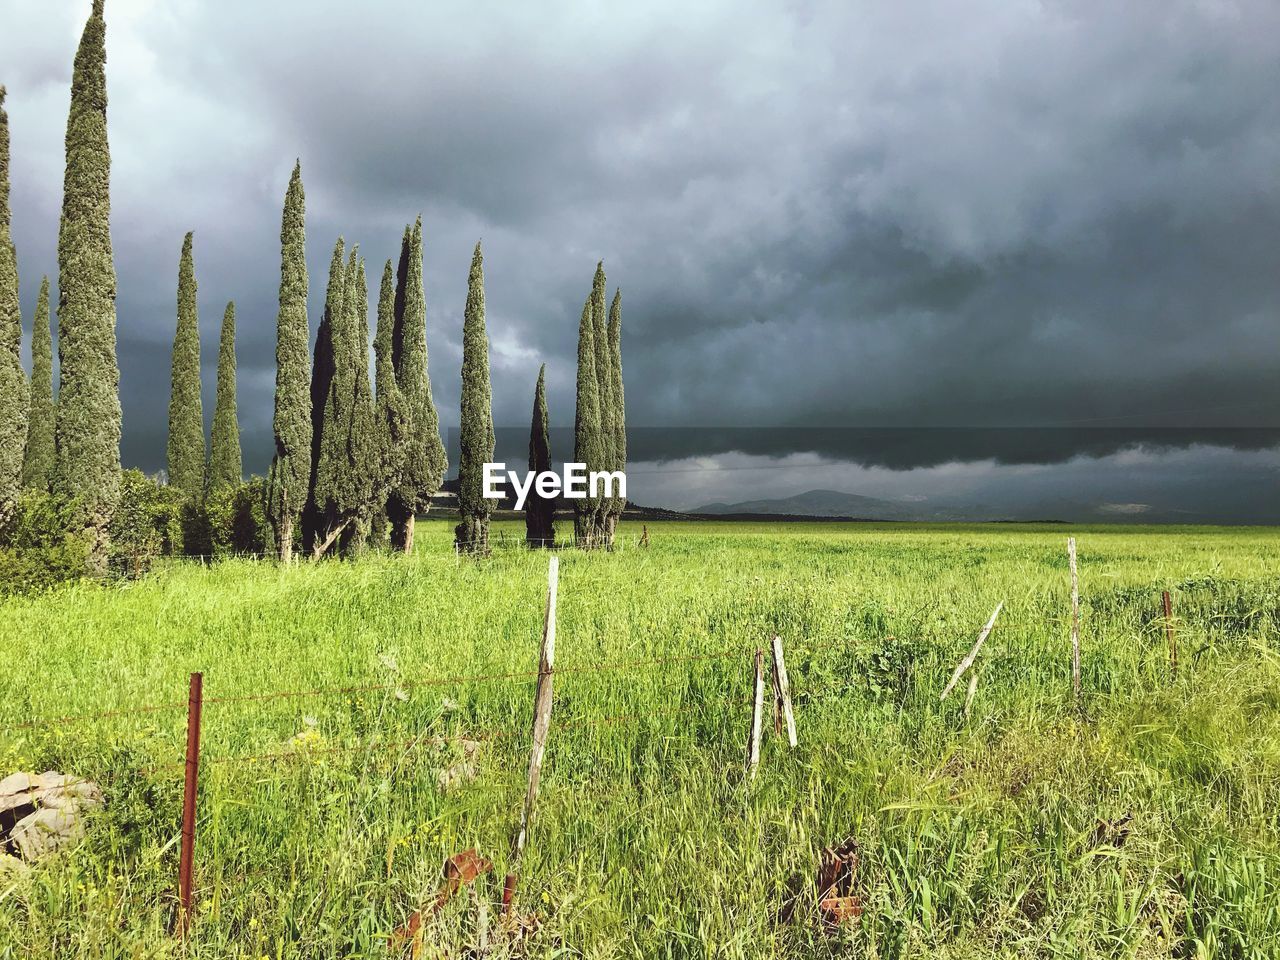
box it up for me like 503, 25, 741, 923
1, 0, 1277, 513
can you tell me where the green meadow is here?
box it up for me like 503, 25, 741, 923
2, 520, 1279, 958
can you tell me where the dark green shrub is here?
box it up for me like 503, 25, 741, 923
109, 469, 184, 575
0, 490, 89, 595
180, 501, 213, 558
206, 476, 273, 558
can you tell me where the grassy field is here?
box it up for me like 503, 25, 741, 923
2, 520, 1279, 959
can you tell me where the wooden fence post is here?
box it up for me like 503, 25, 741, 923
770, 636, 797, 748
178, 671, 203, 935
503, 555, 559, 915
1163, 590, 1176, 677
747, 649, 764, 779
1069, 537, 1081, 702
940, 602, 1003, 701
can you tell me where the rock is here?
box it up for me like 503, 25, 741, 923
0, 772, 38, 815
10, 809, 86, 860
0, 771, 103, 861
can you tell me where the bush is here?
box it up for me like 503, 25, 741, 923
206, 477, 273, 558
0, 491, 90, 596
109, 469, 185, 576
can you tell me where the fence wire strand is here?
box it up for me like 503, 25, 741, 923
3, 617, 1119, 736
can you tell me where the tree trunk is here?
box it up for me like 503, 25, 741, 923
455, 516, 489, 555
86, 521, 110, 575
402, 514, 415, 553
312, 517, 352, 559
277, 515, 294, 563
389, 503, 417, 554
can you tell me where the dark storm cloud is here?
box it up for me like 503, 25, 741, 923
478, 426, 1280, 473
1, 0, 1278, 492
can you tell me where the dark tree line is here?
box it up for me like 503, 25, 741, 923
0, 0, 627, 571
571, 263, 626, 548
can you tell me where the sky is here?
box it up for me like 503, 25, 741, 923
1, 0, 1278, 519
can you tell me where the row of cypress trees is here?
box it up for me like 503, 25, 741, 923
570, 264, 626, 548
163, 231, 243, 508
0, 0, 627, 566
522, 264, 626, 553
262, 166, 456, 561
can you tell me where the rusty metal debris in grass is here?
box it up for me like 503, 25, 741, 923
777, 837, 863, 929
817, 839, 863, 927
391, 848, 493, 954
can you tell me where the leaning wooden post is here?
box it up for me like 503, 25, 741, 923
178, 671, 203, 935
746, 648, 765, 779
770, 636, 798, 748
1068, 537, 1081, 702
503, 555, 559, 915
940, 602, 1003, 701
1163, 590, 1176, 677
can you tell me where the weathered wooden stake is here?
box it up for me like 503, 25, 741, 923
1069, 537, 1081, 702
1163, 589, 1176, 677
747, 648, 764, 779
178, 671, 203, 935
503, 555, 559, 915
940, 602, 1004, 701
770, 636, 798, 748
963, 669, 979, 719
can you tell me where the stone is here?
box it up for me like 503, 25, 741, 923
0, 771, 103, 861
10, 808, 86, 860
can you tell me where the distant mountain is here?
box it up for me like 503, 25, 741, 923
694, 489, 923, 520
690, 488, 1214, 524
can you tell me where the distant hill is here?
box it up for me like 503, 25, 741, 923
694, 489, 921, 520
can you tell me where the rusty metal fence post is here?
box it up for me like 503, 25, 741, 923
178, 671, 203, 935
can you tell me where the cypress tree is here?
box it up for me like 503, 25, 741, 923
606, 288, 626, 537
590, 262, 614, 544
265, 161, 309, 562
209, 301, 241, 492
572, 291, 603, 546
167, 231, 205, 500
305, 239, 345, 554
388, 218, 446, 552
525, 363, 555, 548
341, 254, 377, 555
371, 258, 407, 550
591, 263, 613, 463
22, 277, 55, 491
54, 0, 121, 566
311, 246, 376, 557
454, 242, 494, 553
0, 86, 28, 527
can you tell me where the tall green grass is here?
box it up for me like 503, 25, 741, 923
1, 521, 1279, 958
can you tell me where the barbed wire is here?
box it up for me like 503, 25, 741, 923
6, 699, 189, 732
1, 616, 1175, 736
142, 683, 815, 778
